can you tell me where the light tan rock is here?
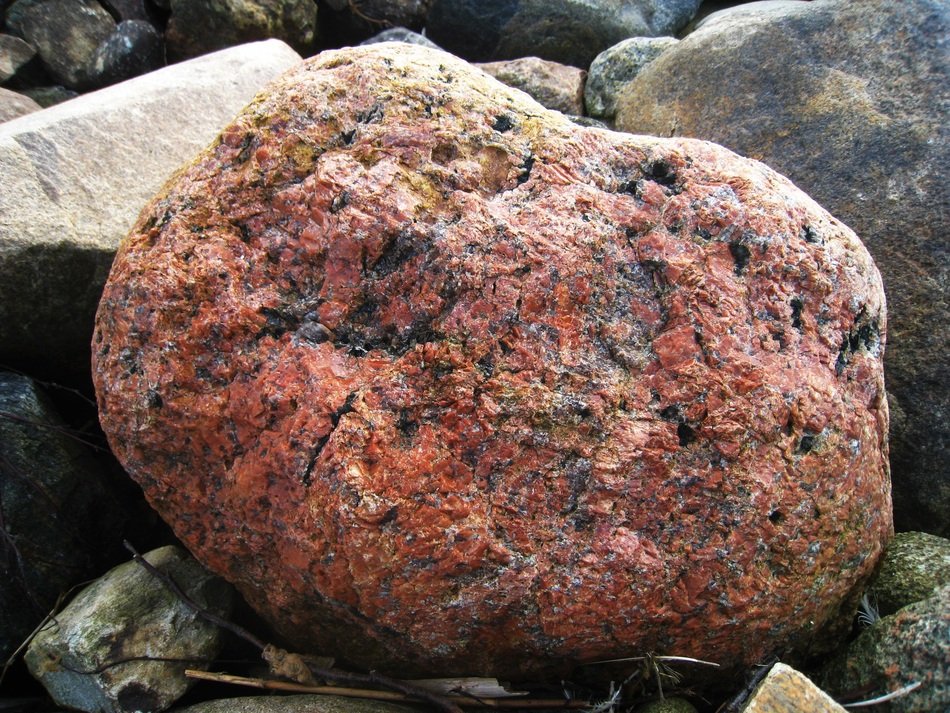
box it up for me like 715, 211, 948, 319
742, 663, 846, 713
0, 87, 41, 123
0, 39, 301, 382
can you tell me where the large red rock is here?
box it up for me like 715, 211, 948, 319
93, 43, 891, 679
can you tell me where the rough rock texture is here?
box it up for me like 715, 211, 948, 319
92, 19, 164, 87
868, 531, 950, 616
5, 0, 116, 90
25, 546, 234, 713
321, 0, 431, 44
18, 84, 77, 107
585, 36, 679, 122
0, 85, 40, 121
0, 32, 36, 83
98, 0, 154, 22
0, 40, 301, 383
740, 663, 845, 713
359, 27, 441, 49
817, 584, 950, 713
174, 695, 417, 713
476, 56, 586, 115
426, 0, 702, 68
614, 0, 950, 536
0, 372, 125, 661
165, 0, 318, 62
93, 43, 891, 679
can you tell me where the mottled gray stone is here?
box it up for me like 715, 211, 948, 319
426, 0, 702, 68
585, 36, 678, 121
165, 0, 318, 61
18, 84, 78, 107
25, 546, 234, 713
615, 0, 950, 536
869, 531, 950, 615
818, 584, 950, 713
92, 19, 164, 86
0, 40, 301, 383
0, 372, 125, 661
5, 0, 116, 89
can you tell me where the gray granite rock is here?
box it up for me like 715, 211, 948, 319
426, 0, 702, 68
869, 531, 950, 616
818, 584, 950, 713
585, 36, 678, 121
92, 19, 164, 86
615, 0, 950, 537
5, 0, 116, 90
359, 27, 441, 49
0, 40, 301, 383
25, 546, 234, 713
165, 0, 318, 61
0, 372, 126, 661
0, 85, 40, 122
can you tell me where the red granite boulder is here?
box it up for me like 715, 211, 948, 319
93, 43, 891, 679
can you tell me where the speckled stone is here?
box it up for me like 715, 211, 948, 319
817, 584, 950, 713
869, 531, 950, 615
94, 43, 891, 680
476, 56, 586, 115
741, 663, 845, 713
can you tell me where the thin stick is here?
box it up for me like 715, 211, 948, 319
123, 541, 268, 651
842, 681, 922, 708
185, 670, 591, 709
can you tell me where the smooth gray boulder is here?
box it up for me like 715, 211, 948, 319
426, 0, 702, 68
25, 546, 234, 713
5, 0, 116, 90
0, 39, 301, 384
585, 36, 678, 121
614, 0, 950, 536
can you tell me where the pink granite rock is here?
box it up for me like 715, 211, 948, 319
93, 43, 891, 680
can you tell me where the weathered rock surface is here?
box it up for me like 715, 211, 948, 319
18, 83, 77, 107
740, 663, 845, 713
426, 0, 702, 68
614, 0, 950, 536
98, 0, 154, 22
868, 531, 950, 616
0, 32, 36, 83
476, 56, 586, 115
0, 85, 40, 121
689, 1, 811, 34
165, 0, 318, 62
0, 372, 125, 661
0, 40, 301, 383
25, 546, 234, 713
92, 19, 164, 87
5, 0, 116, 90
585, 36, 678, 122
174, 695, 417, 713
817, 584, 950, 713
93, 43, 891, 679
636, 697, 698, 713
321, 0, 430, 43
